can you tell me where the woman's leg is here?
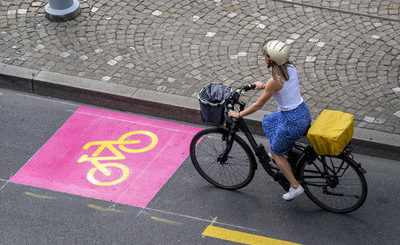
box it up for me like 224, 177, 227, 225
271, 152, 299, 189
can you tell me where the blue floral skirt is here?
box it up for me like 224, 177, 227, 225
262, 102, 311, 154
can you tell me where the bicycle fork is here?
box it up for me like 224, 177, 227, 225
218, 134, 235, 163
219, 117, 241, 163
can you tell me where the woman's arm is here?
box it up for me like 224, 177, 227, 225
228, 77, 282, 118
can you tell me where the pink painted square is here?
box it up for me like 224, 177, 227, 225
11, 106, 202, 207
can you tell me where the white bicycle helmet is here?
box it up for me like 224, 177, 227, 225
262, 40, 290, 65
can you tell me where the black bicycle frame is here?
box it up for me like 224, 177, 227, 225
224, 117, 277, 177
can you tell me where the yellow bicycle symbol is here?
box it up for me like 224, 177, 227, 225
77, 131, 158, 186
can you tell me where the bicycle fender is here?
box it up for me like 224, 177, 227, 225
346, 157, 367, 174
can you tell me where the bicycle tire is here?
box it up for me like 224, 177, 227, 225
190, 127, 256, 190
299, 155, 367, 213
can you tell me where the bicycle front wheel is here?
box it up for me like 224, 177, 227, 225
299, 155, 367, 213
190, 127, 256, 190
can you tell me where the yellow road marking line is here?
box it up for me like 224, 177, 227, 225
150, 216, 183, 225
202, 217, 218, 238
210, 217, 218, 225
202, 225, 301, 245
24, 192, 57, 200
87, 204, 122, 213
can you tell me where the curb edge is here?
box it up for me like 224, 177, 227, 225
1, 63, 399, 156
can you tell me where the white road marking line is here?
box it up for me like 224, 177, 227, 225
137, 207, 259, 232
0, 172, 14, 191
133, 132, 178, 217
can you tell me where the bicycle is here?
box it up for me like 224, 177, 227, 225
78, 131, 158, 186
190, 84, 368, 213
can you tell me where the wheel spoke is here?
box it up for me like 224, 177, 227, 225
190, 129, 255, 190
300, 155, 367, 213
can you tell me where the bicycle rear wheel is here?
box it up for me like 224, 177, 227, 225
299, 155, 367, 213
190, 127, 256, 190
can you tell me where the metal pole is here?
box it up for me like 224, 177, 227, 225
45, 0, 81, 21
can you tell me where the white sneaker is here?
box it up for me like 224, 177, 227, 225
282, 186, 304, 201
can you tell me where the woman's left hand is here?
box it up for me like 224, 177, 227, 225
228, 110, 240, 118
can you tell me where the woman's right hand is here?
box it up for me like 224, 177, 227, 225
253, 81, 265, 90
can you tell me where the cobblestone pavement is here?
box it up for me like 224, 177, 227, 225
1, 0, 399, 134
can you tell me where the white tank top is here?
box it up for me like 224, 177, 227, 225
272, 64, 304, 111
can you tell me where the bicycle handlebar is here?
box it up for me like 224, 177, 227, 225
228, 83, 256, 106
225, 83, 256, 120
225, 84, 256, 131
241, 83, 256, 92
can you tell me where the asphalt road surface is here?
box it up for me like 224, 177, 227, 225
1, 87, 399, 245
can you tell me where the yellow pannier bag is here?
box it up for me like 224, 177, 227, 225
307, 110, 354, 156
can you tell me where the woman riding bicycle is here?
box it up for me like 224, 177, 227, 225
228, 40, 311, 201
